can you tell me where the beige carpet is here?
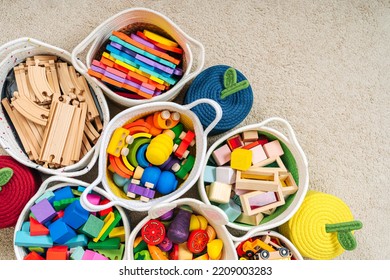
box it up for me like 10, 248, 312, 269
0, 0, 389, 260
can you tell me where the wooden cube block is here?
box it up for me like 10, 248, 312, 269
218, 199, 242, 222
230, 148, 252, 171
216, 166, 236, 184
204, 165, 217, 183
30, 198, 57, 224
80, 214, 105, 238
208, 182, 232, 204
242, 130, 259, 142
212, 144, 231, 166
227, 135, 244, 150
263, 140, 284, 158
46, 245, 68, 260
250, 144, 268, 165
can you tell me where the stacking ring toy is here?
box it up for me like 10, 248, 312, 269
183, 65, 253, 135
279, 190, 362, 260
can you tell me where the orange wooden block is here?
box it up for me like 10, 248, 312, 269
87, 68, 103, 79
46, 245, 68, 260
30, 217, 49, 236
108, 154, 132, 179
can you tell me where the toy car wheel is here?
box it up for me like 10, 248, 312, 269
279, 247, 290, 257
245, 250, 254, 258
260, 250, 270, 260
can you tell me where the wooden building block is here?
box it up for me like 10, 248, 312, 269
242, 130, 259, 142
30, 198, 57, 224
279, 171, 299, 198
216, 166, 236, 184
46, 245, 68, 260
204, 165, 216, 183
250, 144, 267, 165
263, 140, 284, 158
48, 218, 77, 244
249, 156, 287, 172
212, 144, 231, 166
235, 170, 280, 192
207, 182, 232, 204
226, 135, 244, 150
218, 199, 241, 222
230, 148, 252, 171
80, 214, 105, 238
239, 187, 285, 216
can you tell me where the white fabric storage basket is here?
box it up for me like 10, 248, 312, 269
13, 176, 131, 260
198, 117, 309, 232
126, 198, 237, 260
71, 7, 205, 107
79, 99, 222, 213
0, 37, 110, 177
233, 229, 303, 260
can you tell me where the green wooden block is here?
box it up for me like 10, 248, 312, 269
100, 210, 122, 241
80, 214, 104, 238
87, 237, 121, 250
53, 197, 79, 211
70, 246, 85, 260
94, 244, 125, 260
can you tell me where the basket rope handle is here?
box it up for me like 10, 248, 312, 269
257, 117, 308, 168
183, 98, 223, 137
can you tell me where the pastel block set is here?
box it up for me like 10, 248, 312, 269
87, 29, 184, 100
204, 130, 299, 226
106, 110, 195, 202
132, 205, 224, 260
14, 185, 126, 260
1, 55, 102, 169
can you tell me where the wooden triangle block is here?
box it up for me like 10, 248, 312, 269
30, 216, 49, 236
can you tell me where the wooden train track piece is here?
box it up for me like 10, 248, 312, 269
84, 119, 100, 144
10, 92, 49, 126
56, 62, 76, 99
27, 64, 51, 103
68, 65, 86, 102
71, 103, 87, 162
48, 60, 61, 100
1, 98, 38, 160
61, 105, 82, 166
77, 74, 100, 121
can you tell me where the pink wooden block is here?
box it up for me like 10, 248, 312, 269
87, 193, 101, 205
82, 249, 109, 260
248, 191, 277, 208
250, 144, 268, 165
212, 144, 231, 166
262, 140, 284, 158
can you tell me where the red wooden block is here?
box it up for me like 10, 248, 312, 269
24, 251, 45, 260
46, 245, 68, 260
99, 199, 113, 217
30, 217, 49, 236
227, 135, 243, 150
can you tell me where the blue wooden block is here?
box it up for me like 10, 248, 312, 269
48, 218, 77, 244
53, 186, 74, 202
204, 165, 217, 183
65, 234, 88, 248
70, 246, 85, 260
21, 221, 30, 232
15, 230, 53, 248
62, 199, 89, 229
218, 199, 242, 222
30, 198, 57, 224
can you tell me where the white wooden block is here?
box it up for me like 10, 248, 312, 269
216, 166, 236, 184
208, 182, 232, 204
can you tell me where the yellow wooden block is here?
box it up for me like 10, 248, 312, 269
109, 226, 126, 242
230, 148, 252, 171
93, 211, 115, 242
144, 30, 178, 47
106, 127, 130, 157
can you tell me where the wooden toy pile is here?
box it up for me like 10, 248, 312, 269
14, 185, 126, 260
204, 131, 299, 226
133, 206, 224, 260
87, 29, 184, 99
236, 234, 295, 260
1, 55, 102, 168
106, 110, 195, 201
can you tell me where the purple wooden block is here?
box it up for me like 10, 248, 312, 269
105, 71, 125, 84
173, 67, 183, 76
30, 198, 57, 224
142, 188, 156, 199
127, 183, 155, 199
153, 90, 162, 97
90, 65, 106, 74
110, 41, 137, 57
131, 33, 166, 53
135, 54, 174, 75
159, 156, 180, 171
124, 79, 154, 95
